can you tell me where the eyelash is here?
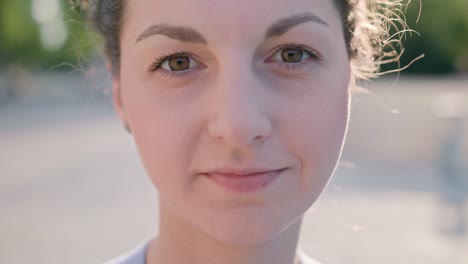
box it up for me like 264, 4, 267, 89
147, 44, 322, 78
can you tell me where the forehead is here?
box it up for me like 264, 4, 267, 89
122, 0, 342, 44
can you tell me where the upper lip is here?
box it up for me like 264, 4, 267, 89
200, 166, 287, 176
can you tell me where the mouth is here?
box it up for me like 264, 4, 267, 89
201, 168, 287, 193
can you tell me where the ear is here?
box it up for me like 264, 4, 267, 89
107, 62, 130, 132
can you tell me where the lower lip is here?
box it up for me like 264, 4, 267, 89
203, 169, 285, 193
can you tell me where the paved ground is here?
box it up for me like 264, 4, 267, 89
0, 74, 467, 263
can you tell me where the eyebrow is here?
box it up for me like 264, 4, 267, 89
135, 24, 208, 44
264, 12, 329, 39
135, 12, 329, 44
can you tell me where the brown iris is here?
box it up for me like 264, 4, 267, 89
168, 56, 190, 71
281, 48, 304, 63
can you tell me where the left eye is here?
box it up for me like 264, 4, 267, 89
267, 45, 320, 65
278, 48, 310, 63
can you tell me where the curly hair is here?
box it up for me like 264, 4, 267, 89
72, 0, 416, 81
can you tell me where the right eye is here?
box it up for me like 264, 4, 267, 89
150, 52, 200, 73
161, 55, 199, 71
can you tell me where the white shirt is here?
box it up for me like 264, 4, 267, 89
104, 240, 323, 264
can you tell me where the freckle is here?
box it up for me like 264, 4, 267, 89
231, 148, 251, 162
209, 219, 216, 231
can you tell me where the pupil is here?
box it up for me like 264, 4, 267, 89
169, 56, 189, 71
282, 49, 302, 63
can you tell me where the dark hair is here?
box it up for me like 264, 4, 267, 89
75, 0, 412, 80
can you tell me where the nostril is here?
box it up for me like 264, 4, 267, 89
207, 115, 272, 147
206, 92, 272, 147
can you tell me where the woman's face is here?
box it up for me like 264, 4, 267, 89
114, 0, 350, 245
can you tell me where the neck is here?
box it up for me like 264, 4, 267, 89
147, 199, 303, 264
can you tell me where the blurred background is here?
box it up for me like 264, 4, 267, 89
0, 0, 467, 263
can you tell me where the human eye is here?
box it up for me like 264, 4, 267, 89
148, 51, 204, 79
265, 43, 323, 74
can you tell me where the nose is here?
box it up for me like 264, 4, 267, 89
207, 64, 272, 148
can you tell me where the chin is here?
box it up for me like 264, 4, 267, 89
207, 224, 287, 246
199, 207, 303, 246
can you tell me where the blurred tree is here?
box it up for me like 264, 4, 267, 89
382, 0, 468, 74
0, 0, 467, 74
0, 0, 40, 65
0, 0, 95, 71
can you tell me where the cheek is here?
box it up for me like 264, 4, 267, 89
120, 79, 202, 194
279, 82, 350, 189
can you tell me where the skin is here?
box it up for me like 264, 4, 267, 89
111, 0, 351, 263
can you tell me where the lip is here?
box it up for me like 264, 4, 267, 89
202, 168, 287, 193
